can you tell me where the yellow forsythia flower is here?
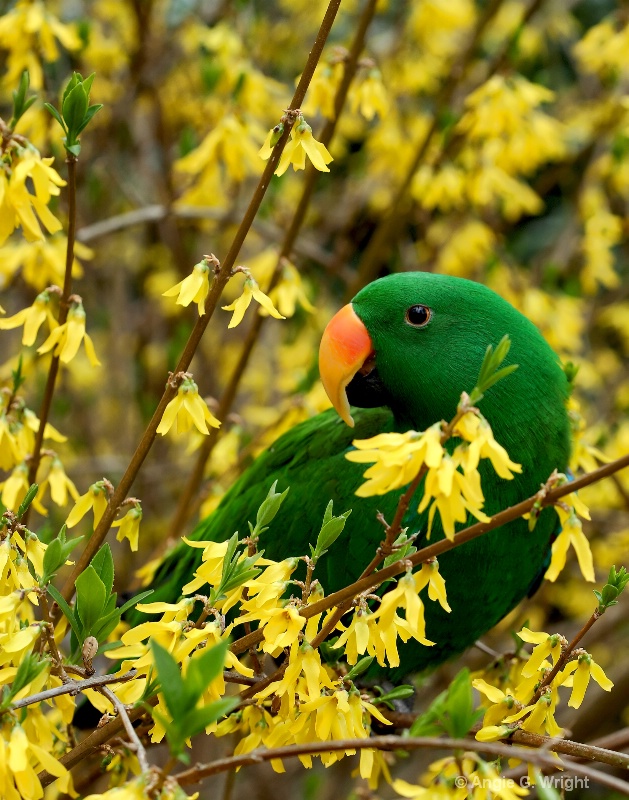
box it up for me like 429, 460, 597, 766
0, 236, 91, 291
157, 376, 221, 435
0, 721, 75, 798
237, 602, 306, 653
350, 69, 389, 120
260, 116, 333, 177
162, 256, 213, 315
545, 498, 594, 583
346, 425, 444, 496
556, 652, 613, 708
0, 289, 57, 346
112, 502, 142, 551
222, 275, 284, 328
37, 298, 101, 366
37, 455, 79, 508
66, 480, 110, 528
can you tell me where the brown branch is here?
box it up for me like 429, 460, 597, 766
230, 453, 629, 656
509, 729, 629, 771
11, 669, 137, 710
25, 155, 78, 517
58, 0, 344, 604
166, 0, 380, 541
171, 735, 629, 795
376, 711, 629, 769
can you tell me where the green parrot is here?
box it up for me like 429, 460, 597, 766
143, 272, 571, 674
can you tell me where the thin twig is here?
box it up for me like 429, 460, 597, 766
98, 685, 150, 774
25, 154, 78, 519
171, 735, 629, 795
58, 0, 344, 605
230, 453, 629, 656
40, 697, 158, 786
76, 205, 335, 269
11, 669, 137, 710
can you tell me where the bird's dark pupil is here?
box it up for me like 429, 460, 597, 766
408, 305, 429, 325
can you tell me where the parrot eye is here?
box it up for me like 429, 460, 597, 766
405, 304, 432, 327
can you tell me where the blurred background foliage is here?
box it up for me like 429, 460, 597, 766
1, 0, 629, 796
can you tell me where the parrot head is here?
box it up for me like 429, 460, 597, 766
319, 272, 566, 435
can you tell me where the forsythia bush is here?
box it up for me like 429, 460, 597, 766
0, 1, 628, 798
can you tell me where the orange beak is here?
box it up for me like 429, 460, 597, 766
319, 303, 373, 427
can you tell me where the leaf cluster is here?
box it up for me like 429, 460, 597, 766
594, 564, 629, 614
48, 544, 151, 662
209, 531, 262, 606
9, 71, 35, 129
150, 638, 238, 760
310, 499, 351, 562
248, 480, 289, 540
44, 72, 102, 156
40, 525, 82, 585
409, 668, 482, 738
468, 334, 518, 406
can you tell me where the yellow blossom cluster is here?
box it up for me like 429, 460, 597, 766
0, 148, 65, 245
0, 392, 65, 473
334, 560, 450, 668
475, 626, 613, 744
0, 236, 91, 291
347, 406, 521, 539
0, 0, 81, 89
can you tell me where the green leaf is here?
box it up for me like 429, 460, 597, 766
17, 484, 39, 520
9, 70, 34, 128
62, 72, 81, 104
184, 639, 230, 707
532, 769, 562, 800
47, 584, 81, 642
75, 566, 107, 635
252, 481, 289, 536
4, 653, 49, 708
409, 668, 482, 738
469, 335, 518, 405
313, 505, 351, 561
82, 73, 96, 95
43, 103, 67, 132
90, 544, 115, 596
375, 685, 414, 706
41, 526, 83, 585
11, 355, 26, 395
383, 531, 416, 568
75, 103, 103, 136
180, 697, 238, 739
346, 656, 374, 681
321, 499, 333, 528
442, 668, 482, 738
151, 639, 186, 717
118, 589, 154, 617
